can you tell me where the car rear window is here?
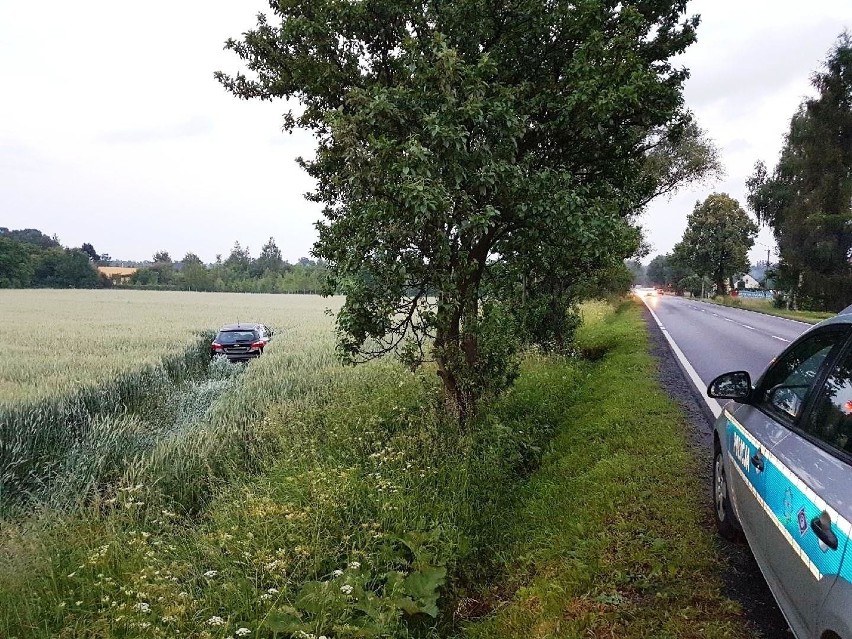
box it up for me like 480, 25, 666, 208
216, 330, 256, 344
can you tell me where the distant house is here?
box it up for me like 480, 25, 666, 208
97, 266, 137, 284
733, 272, 761, 290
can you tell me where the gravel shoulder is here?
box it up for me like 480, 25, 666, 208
641, 304, 793, 638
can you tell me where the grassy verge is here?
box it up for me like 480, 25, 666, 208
0, 301, 748, 638
0, 327, 587, 637
459, 300, 747, 638
696, 295, 832, 324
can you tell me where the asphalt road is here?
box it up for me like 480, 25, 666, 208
642, 294, 816, 638
645, 294, 812, 385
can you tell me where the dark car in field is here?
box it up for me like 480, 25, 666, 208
708, 311, 852, 639
211, 323, 273, 361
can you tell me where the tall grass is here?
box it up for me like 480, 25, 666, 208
0, 335, 215, 514
0, 315, 590, 638
0, 291, 343, 515
0, 299, 749, 638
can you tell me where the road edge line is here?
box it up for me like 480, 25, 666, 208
641, 298, 723, 419
688, 298, 814, 327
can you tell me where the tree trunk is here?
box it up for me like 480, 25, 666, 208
433, 289, 482, 425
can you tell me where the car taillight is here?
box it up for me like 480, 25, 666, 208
251, 340, 264, 349
212, 343, 223, 351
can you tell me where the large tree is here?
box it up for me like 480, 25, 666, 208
219, 0, 699, 417
646, 252, 694, 292
253, 237, 286, 275
747, 34, 852, 311
673, 193, 757, 296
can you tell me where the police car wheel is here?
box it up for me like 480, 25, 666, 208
713, 444, 740, 541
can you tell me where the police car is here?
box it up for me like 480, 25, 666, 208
708, 312, 852, 639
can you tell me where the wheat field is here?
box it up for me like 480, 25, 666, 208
0, 289, 342, 404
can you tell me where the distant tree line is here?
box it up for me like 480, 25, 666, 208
0, 228, 109, 289
0, 228, 329, 294
128, 238, 329, 294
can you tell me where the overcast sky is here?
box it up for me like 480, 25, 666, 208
1, 1, 849, 265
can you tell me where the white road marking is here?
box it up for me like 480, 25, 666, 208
772, 335, 791, 343
688, 299, 814, 327
641, 298, 722, 419
742, 325, 755, 330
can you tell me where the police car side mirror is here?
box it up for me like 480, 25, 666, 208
708, 371, 752, 402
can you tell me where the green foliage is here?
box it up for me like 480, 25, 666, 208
461, 301, 747, 639
0, 301, 752, 638
625, 259, 647, 286
0, 335, 218, 515
580, 261, 637, 300
130, 244, 329, 294
0, 237, 35, 287
637, 116, 723, 208
673, 193, 758, 295
79, 243, 100, 262
218, 0, 700, 418
0, 227, 59, 249
511, 286, 582, 355
647, 252, 695, 292
266, 533, 447, 637
747, 33, 852, 311
0, 233, 107, 289
678, 273, 713, 297
0, 315, 587, 637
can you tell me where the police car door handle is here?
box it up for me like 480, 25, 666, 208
811, 511, 839, 551
750, 452, 764, 472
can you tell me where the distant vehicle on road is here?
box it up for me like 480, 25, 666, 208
633, 286, 657, 297
211, 323, 273, 362
708, 311, 852, 639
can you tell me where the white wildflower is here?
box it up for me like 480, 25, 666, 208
349, 561, 361, 570
235, 629, 251, 637
340, 584, 353, 595
332, 569, 344, 578
203, 570, 218, 578
207, 615, 225, 626
267, 587, 279, 594
134, 602, 151, 613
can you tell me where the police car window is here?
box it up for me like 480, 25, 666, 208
758, 331, 842, 421
804, 346, 852, 456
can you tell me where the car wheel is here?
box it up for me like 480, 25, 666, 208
713, 442, 740, 541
